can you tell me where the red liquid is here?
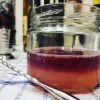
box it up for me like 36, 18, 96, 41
27, 47, 100, 92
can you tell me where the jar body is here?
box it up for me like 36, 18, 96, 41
27, 3, 100, 92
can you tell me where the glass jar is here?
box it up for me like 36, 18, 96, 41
27, 3, 100, 92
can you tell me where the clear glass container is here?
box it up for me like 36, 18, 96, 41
27, 3, 100, 92
0, 1, 15, 59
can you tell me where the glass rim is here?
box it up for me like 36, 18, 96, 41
29, 2, 100, 32
33, 2, 99, 11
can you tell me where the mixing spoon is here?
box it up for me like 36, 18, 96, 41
1, 59, 80, 100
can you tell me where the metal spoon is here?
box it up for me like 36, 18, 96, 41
1, 59, 80, 100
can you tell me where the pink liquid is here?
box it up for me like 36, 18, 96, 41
27, 47, 100, 92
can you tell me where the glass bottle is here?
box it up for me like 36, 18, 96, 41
23, 0, 33, 52
23, 0, 27, 52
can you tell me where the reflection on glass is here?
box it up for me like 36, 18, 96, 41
27, 3, 100, 92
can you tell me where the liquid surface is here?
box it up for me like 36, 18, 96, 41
27, 47, 100, 91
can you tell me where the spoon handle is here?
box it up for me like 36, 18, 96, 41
1, 59, 79, 100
